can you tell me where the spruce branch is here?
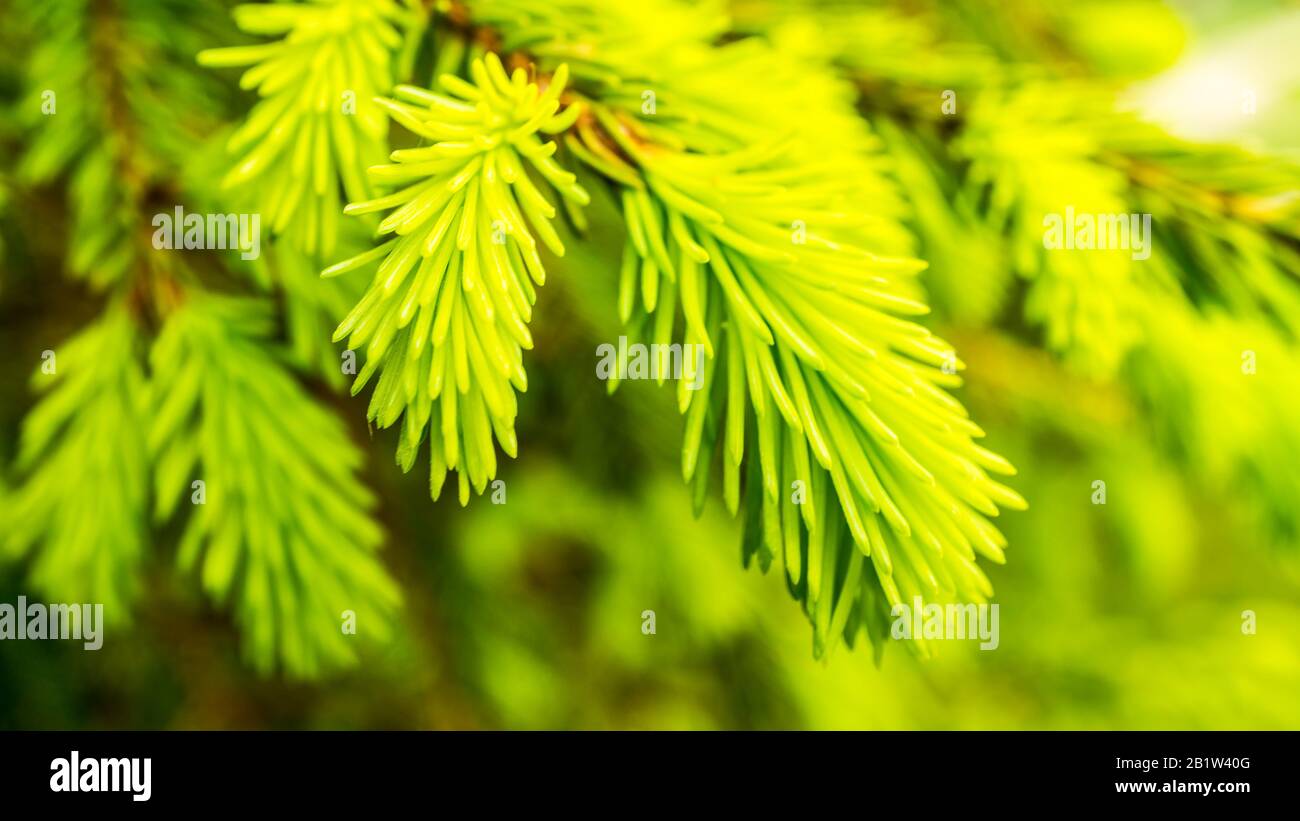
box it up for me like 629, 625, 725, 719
3, 0, 402, 677
322, 0, 1024, 657
780, 0, 1300, 549
954, 82, 1148, 376
1, 306, 149, 615
326, 52, 589, 503
2, 0, 213, 616
585, 121, 1024, 656
149, 293, 401, 676
198, 0, 430, 383
197, 0, 424, 259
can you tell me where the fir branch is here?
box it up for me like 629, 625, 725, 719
954, 82, 1148, 376
14, 0, 235, 289
778, 0, 1300, 550
5, 0, 405, 677
198, 0, 430, 383
326, 52, 589, 503
149, 293, 400, 676
1, 306, 149, 615
197, 0, 425, 259
437, 0, 1026, 657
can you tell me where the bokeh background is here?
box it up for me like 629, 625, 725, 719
1, 0, 1299, 729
